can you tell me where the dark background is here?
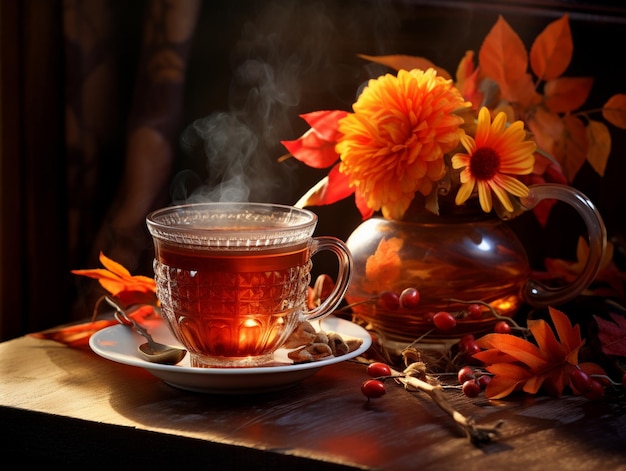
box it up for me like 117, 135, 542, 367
2, 0, 626, 340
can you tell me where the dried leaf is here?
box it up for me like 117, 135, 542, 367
479, 16, 528, 92
602, 93, 626, 129
527, 108, 564, 162
553, 115, 589, 182
358, 54, 451, 79
544, 77, 593, 114
594, 312, 626, 357
530, 14, 572, 81
586, 120, 611, 176
502, 73, 542, 108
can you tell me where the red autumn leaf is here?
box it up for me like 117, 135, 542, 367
295, 164, 354, 208
357, 54, 452, 79
355, 191, 375, 220
543, 77, 593, 114
479, 16, 528, 94
281, 130, 339, 169
530, 14, 573, 82
594, 312, 626, 357
281, 110, 347, 169
602, 93, 626, 129
473, 307, 604, 399
301, 110, 348, 142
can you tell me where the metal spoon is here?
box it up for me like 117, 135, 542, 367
105, 296, 187, 365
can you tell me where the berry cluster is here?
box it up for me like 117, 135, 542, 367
361, 362, 392, 399
457, 365, 491, 398
375, 288, 518, 335
377, 288, 461, 332
364, 290, 625, 403
570, 367, 606, 400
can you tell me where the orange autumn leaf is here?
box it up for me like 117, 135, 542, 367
527, 107, 564, 156
529, 14, 572, 81
504, 73, 542, 108
363, 237, 404, 293
543, 77, 593, 114
586, 120, 612, 176
473, 307, 605, 399
544, 236, 614, 283
307, 274, 335, 309
602, 93, 626, 129
479, 16, 528, 99
71, 252, 157, 306
553, 114, 589, 182
30, 304, 158, 348
455, 50, 483, 108
357, 53, 451, 80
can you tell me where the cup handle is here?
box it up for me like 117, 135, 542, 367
519, 183, 607, 307
304, 236, 353, 321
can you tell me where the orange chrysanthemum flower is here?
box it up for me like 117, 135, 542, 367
452, 107, 536, 213
336, 68, 469, 220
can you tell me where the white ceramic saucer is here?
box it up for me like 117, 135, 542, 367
89, 316, 371, 394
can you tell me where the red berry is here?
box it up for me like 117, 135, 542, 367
462, 341, 481, 358
494, 320, 512, 334
477, 374, 492, 390
462, 379, 481, 398
399, 287, 420, 309
584, 380, 605, 401
422, 311, 436, 322
361, 379, 386, 399
433, 311, 456, 331
458, 334, 475, 349
377, 291, 400, 311
467, 303, 483, 320
366, 362, 392, 378
457, 366, 475, 384
570, 368, 592, 393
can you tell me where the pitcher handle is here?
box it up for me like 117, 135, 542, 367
519, 183, 607, 307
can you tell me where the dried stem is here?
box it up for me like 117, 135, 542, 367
389, 361, 504, 444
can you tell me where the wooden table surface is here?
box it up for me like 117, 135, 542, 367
1, 330, 626, 470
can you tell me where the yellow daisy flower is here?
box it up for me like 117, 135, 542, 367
336, 68, 468, 220
452, 107, 536, 213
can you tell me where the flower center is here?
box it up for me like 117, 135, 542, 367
470, 147, 500, 180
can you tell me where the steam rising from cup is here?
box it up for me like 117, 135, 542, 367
175, 1, 399, 207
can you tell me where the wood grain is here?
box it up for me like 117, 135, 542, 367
2, 334, 626, 470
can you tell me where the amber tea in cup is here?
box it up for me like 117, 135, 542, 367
146, 202, 352, 368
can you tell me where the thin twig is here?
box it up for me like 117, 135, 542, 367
389, 360, 504, 444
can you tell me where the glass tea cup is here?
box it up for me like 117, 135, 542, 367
146, 202, 353, 368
